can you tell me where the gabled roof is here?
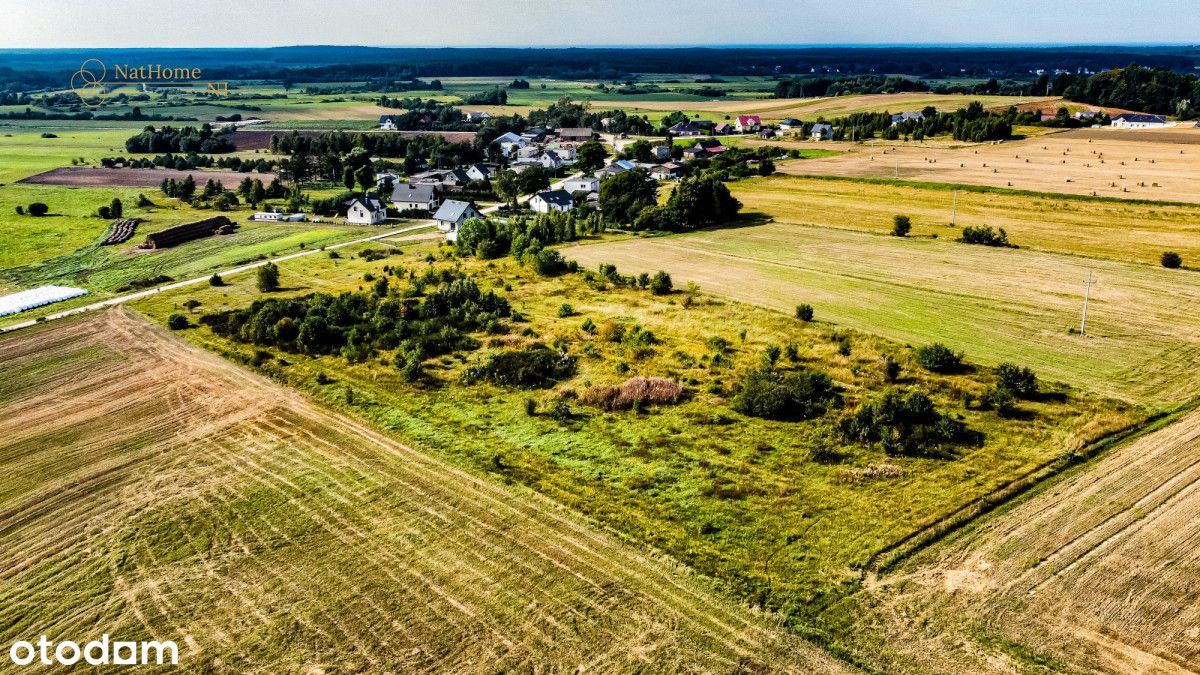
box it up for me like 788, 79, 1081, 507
779, 118, 802, 125
379, 115, 399, 123
446, 169, 471, 183
493, 131, 522, 144
345, 196, 385, 212
668, 121, 700, 133
432, 199, 479, 222
811, 123, 833, 132
696, 138, 724, 150
736, 115, 762, 125
391, 182, 439, 203
533, 189, 574, 207
469, 163, 493, 176
557, 127, 593, 138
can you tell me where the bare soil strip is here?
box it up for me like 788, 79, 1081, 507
18, 167, 276, 188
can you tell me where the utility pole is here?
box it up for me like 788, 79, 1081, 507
951, 189, 958, 226
1080, 271, 1094, 335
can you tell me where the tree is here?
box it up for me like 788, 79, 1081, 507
795, 304, 814, 321
493, 169, 519, 207
1162, 251, 1183, 268
110, 197, 123, 219
209, 273, 225, 287
996, 363, 1038, 398
598, 169, 658, 225
256, 262, 280, 292
176, 174, 196, 201
515, 166, 551, 195
576, 140, 609, 173
250, 179, 266, 206
665, 175, 741, 228
166, 314, 189, 330
649, 271, 673, 295
892, 214, 912, 237
27, 202, 48, 217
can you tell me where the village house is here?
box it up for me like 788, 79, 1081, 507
379, 115, 400, 130
464, 111, 492, 123
557, 127, 593, 142
432, 199, 483, 241
735, 115, 762, 133
492, 131, 526, 157
529, 189, 575, 213
653, 145, 672, 161
694, 138, 726, 155
390, 182, 441, 213
1111, 113, 1169, 129
563, 176, 600, 193
713, 122, 732, 135
539, 150, 564, 170
650, 163, 684, 180
668, 121, 703, 136
598, 159, 638, 178
778, 118, 803, 130
890, 111, 925, 125
811, 123, 834, 140
466, 163, 494, 181
344, 197, 387, 225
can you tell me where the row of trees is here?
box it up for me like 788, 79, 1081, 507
125, 124, 235, 154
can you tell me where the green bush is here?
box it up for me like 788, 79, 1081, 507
731, 368, 839, 421
558, 303, 575, 317
649, 271, 673, 295
959, 225, 1013, 247
795, 304, 814, 322
891, 215, 912, 237
27, 202, 49, 217
995, 362, 1038, 398
841, 389, 980, 457
915, 343, 964, 373
208, 273, 224, 287
462, 347, 577, 388
256, 262, 280, 292
980, 385, 1018, 417
166, 314, 189, 330
1162, 251, 1183, 269
530, 249, 569, 276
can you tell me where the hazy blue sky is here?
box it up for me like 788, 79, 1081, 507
2, 0, 1197, 48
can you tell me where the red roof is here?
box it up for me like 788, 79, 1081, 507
737, 115, 761, 125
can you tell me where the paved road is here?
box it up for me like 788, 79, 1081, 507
0, 222, 434, 334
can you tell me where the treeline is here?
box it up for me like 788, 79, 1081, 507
306, 78, 442, 95
125, 124, 235, 154
0, 107, 195, 122
373, 98, 477, 130
1044, 65, 1200, 118
101, 152, 276, 173
773, 75, 1033, 99
272, 129, 481, 174
820, 101, 1012, 142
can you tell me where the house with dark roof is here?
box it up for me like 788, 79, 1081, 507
466, 163, 495, 181
713, 122, 732, 135
432, 200, 484, 241
344, 197, 387, 225
890, 112, 925, 126
390, 182, 441, 213
1111, 113, 1169, 129
810, 123, 834, 141
529, 189, 575, 213
694, 138, 726, 155
379, 115, 400, 131
778, 118, 803, 130
668, 121, 703, 137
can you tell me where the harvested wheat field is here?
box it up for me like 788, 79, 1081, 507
843, 406, 1200, 673
782, 127, 1200, 203
0, 309, 842, 672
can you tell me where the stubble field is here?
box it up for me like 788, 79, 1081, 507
0, 309, 840, 672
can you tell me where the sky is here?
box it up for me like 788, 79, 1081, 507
1, 0, 1197, 48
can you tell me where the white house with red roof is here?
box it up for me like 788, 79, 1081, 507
735, 115, 762, 133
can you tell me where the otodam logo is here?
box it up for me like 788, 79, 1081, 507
70, 58, 228, 107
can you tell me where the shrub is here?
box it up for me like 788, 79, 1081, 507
315, 372, 332, 385
731, 368, 839, 421
649, 271, 673, 295
582, 376, 685, 411
136, 193, 153, 207
580, 317, 595, 333
995, 362, 1038, 398
841, 389, 979, 457
166, 313, 189, 330
15, 206, 24, 215
980, 385, 1018, 417
1162, 251, 1183, 269
209, 273, 225, 287
891, 215, 912, 237
837, 339, 852, 357
959, 225, 1013, 247
915, 343, 964, 373
524, 398, 538, 416
795, 304, 814, 322
530, 249, 569, 276
182, 299, 201, 313
27, 202, 48, 217
882, 355, 901, 382
462, 347, 577, 388
597, 320, 625, 343
558, 303, 575, 318
784, 343, 800, 362
549, 400, 574, 423
762, 344, 782, 368
256, 262, 280, 292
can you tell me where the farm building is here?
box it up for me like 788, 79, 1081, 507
890, 111, 925, 125
345, 197, 387, 225
779, 118, 803, 130
811, 123, 834, 140
557, 127, 594, 142
668, 121, 703, 136
379, 115, 400, 130
432, 199, 483, 241
1111, 113, 1169, 129
390, 182, 441, 213
735, 115, 761, 133
251, 211, 306, 222
529, 189, 575, 213
650, 163, 684, 180
139, 216, 235, 249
